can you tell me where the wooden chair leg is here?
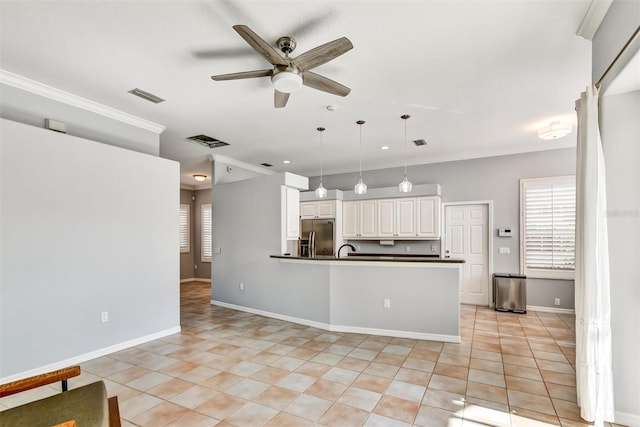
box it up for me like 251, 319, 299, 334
108, 396, 121, 427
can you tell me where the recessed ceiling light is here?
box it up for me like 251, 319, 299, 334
380, 145, 390, 150
326, 105, 338, 111
282, 160, 291, 164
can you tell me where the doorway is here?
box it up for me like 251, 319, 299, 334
442, 202, 492, 305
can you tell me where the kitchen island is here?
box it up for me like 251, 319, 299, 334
256, 255, 464, 342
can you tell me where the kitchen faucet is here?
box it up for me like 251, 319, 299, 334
337, 243, 356, 258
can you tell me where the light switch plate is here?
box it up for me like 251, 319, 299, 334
499, 247, 511, 255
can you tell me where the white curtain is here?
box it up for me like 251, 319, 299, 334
574, 86, 615, 425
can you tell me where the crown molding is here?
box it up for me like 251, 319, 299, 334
208, 153, 276, 176
0, 69, 166, 134
577, 0, 613, 40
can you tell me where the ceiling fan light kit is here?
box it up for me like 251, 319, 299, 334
398, 114, 413, 193
538, 121, 572, 140
271, 68, 303, 93
211, 25, 353, 108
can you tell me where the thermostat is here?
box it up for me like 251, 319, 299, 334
498, 228, 513, 237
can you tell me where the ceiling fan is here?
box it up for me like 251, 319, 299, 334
211, 25, 353, 108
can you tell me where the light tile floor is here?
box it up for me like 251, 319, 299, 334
0, 282, 624, 426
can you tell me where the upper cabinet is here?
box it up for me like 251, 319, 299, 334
416, 196, 441, 238
283, 186, 300, 239
343, 196, 440, 239
343, 200, 377, 238
300, 201, 335, 219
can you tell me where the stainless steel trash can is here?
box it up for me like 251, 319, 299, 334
493, 274, 527, 313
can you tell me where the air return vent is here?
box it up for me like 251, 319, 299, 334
127, 88, 165, 104
186, 134, 229, 149
260, 163, 273, 167
413, 139, 428, 146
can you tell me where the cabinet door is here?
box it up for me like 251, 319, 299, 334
359, 200, 378, 237
377, 199, 396, 237
300, 202, 317, 219
316, 201, 335, 218
342, 201, 359, 238
416, 196, 440, 238
285, 187, 300, 239
396, 198, 416, 237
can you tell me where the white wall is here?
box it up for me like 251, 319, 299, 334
0, 119, 180, 379
600, 90, 640, 426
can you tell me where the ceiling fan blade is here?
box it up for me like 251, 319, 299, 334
303, 71, 351, 97
292, 37, 353, 71
211, 69, 273, 81
274, 90, 290, 108
233, 25, 288, 66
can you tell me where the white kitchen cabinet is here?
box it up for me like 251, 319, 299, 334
284, 186, 300, 239
416, 196, 440, 238
396, 198, 416, 237
300, 201, 335, 219
377, 198, 416, 238
377, 199, 396, 237
342, 200, 377, 238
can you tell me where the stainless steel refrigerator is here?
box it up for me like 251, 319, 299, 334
300, 219, 335, 257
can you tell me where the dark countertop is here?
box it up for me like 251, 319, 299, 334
270, 254, 465, 263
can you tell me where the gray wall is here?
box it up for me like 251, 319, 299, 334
0, 84, 160, 156
310, 148, 577, 309
211, 174, 330, 323
180, 189, 196, 280
600, 90, 640, 423
0, 119, 179, 378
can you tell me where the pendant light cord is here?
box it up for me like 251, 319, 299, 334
402, 114, 410, 177
317, 127, 325, 182
358, 121, 364, 180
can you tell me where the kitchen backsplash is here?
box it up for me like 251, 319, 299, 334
346, 240, 441, 255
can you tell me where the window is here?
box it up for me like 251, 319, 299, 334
201, 204, 212, 262
520, 176, 576, 279
179, 204, 190, 253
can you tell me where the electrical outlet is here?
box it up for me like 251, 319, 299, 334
431, 244, 436, 251
554, 298, 560, 306
194, 264, 198, 270
100, 311, 109, 323
356, 245, 361, 251
239, 283, 244, 291
383, 298, 391, 309
406, 246, 411, 252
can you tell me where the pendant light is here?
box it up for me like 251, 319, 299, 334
398, 114, 413, 193
354, 120, 367, 195
315, 127, 328, 199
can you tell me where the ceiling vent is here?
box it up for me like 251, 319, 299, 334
186, 134, 229, 149
127, 88, 165, 104
413, 139, 428, 146
260, 163, 273, 167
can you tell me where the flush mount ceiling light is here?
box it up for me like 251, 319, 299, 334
380, 145, 390, 151
193, 174, 207, 182
398, 114, 413, 193
282, 160, 291, 164
538, 121, 572, 140
315, 127, 328, 199
271, 68, 303, 93
354, 120, 368, 195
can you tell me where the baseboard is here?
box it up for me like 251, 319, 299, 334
0, 326, 181, 384
211, 300, 460, 343
527, 305, 575, 315
615, 410, 640, 427
180, 278, 211, 283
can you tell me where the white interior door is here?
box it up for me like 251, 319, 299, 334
444, 204, 489, 305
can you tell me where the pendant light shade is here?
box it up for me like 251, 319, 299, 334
398, 114, 413, 193
354, 120, 367, 195
315, 127, 328, 199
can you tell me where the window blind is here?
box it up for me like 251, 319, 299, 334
521, 176, 576, 278
179, 204, 190, 253
201, 204, 212, 262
